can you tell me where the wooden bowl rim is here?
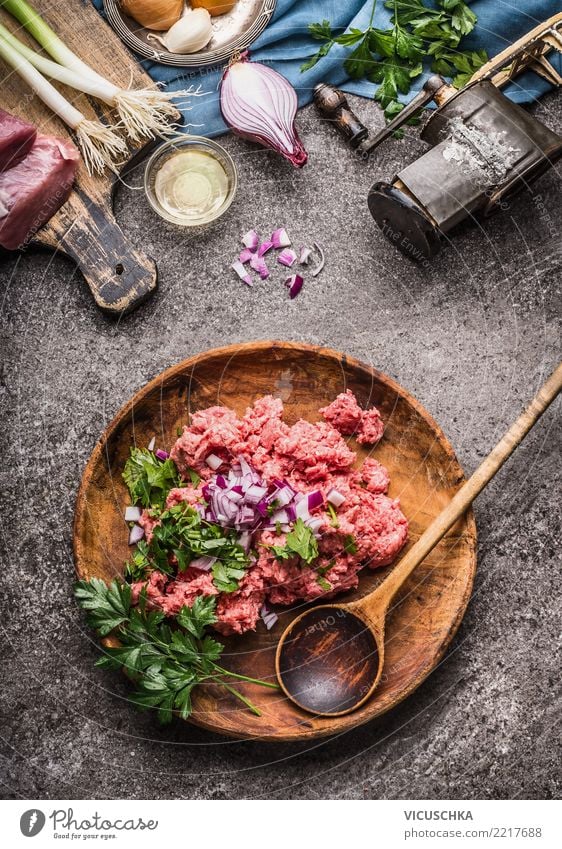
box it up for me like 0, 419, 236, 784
73, 340, 477, 741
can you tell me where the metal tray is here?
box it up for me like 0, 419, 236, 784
103, 0, 276, 68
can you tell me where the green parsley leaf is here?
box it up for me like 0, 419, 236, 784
176, 596, 218, 638
343, 36, 373, 80
317, 576, 332, 592
122, 448, 180, 509
344, 534, 358, 555
326, 502, 340, 529
74, 578, 131, 636
309, 19, 333, 40
272, 518, 319, 565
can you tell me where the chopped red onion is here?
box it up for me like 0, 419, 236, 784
271, 227, 291, 249
215, 474, 227, 489
273, 485, 294, 507
238, 531, 252, 552
285, 273, 304, 299
124, 505, 141, 522
270, 508, 289, 525
277, 248, 297, 268
190, 555, 216, 571
232, 260, 253, 287
147, 436, 156, 451
258, 240, 273, 257
311, 242, 325, 277
327, 488, 346, 507
220, 53, 307, 168
299, 246, 312, 265
128, 524, 144, 545
250, 253, 270, 279
155, 448, 169, 461
260, 603, 278, 630
308, 490, 324, 511
239, 247, 254, 264
242, 229, 259, 250
205, 453, 223, 470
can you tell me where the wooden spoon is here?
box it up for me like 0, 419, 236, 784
275, 363, 562, 717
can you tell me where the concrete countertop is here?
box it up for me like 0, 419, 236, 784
0, 92, 560, 800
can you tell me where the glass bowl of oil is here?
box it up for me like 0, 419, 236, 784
144, 136, 237, 226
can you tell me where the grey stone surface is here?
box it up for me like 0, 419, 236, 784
0, 92, 560, 801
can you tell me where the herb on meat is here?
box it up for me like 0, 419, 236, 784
271, 518, 319, 566
326, 502, 340, 528
123, 447, 180, 509
344, 534, 358, 555
74, 579, 278, 724
317, 576, 332, 592
125, 502, 249, 593
301, 0, 486, 123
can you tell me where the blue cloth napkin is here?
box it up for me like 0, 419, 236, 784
94, 0, 561, 137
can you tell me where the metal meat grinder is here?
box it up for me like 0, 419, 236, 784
314, 13, 562, 260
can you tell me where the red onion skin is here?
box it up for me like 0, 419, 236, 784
220, 52, 308, 168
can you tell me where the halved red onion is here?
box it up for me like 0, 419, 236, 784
271, 227, 291, 249
327, 488, 346, 507
220, 53, 307, 168
124, 505, 141, 522
128, 524, 144, 545
258, 240, 273, 257
190, 555, 216, 571
277, 248, 297, 268
250, 253, 270, 279
205, 453, 223, 470
232, 260, 253, 287
285, 273, 303, 299
260, 603, 278, 630
242, 229, 259, 250
147, 436, 156, 451
155, 448, 169, 461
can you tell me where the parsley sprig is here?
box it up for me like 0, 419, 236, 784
74, 579, 278, 724
123, 447, 181, 510
302, 0, 487, 122
125, 502, 250, 593
271, 518, 319, 565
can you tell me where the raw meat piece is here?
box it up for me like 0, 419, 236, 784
0, 109, 36, 172
0, 134, 78, 250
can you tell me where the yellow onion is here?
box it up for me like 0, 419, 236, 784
191, 0, 236, 16
121, 0, 184, 31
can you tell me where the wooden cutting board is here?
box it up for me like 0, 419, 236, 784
0, 0, 159, 315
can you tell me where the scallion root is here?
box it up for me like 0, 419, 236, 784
75, 119, 128, 176
114, 86, 203, 142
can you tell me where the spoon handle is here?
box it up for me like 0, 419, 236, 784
357, 361, 562, 619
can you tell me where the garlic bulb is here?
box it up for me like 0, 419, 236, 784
147, 9, 213, 54
121, 0, 184, 32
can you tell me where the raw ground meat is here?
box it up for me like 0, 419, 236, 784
133, 392, 408, 634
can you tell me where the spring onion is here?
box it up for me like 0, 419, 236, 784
0, 0, 198, 142
0, 33, 127, 174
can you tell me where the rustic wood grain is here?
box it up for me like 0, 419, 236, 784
0, 0, 158, 314
74, 341, 478, 741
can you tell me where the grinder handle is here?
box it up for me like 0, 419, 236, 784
313, 83, 369, 148
362, 74, 453, 153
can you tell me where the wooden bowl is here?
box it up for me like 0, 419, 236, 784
74, 341, 477, 741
